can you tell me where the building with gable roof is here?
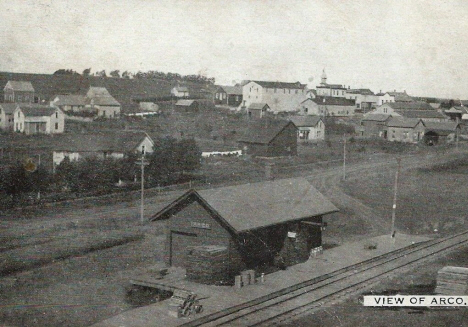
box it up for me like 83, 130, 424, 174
387, 117, 425, 143
241, 80, 308, 113
150, 177, 338, 274
13, 104, 65, 135
50, 94, 87, 112
3, 81, 35, 103
247, 103, 270, 119
289, 115, 325, 142
86, 87, 121, 118
214, 85, 243, 107
0, 103, 19, 131
171, 85, 190, 98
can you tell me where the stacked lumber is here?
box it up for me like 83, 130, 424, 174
186, 245, 229, 285
435, 266, 468, 295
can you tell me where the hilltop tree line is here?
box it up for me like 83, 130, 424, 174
53, 68, 215, 84
0, 138, 201, 204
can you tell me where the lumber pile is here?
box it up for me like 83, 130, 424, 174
186, 245, 229, 285
435, 266, 468, 295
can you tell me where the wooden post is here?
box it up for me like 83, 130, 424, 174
141, 155, 145, 223
343, 135, 346, 180
391, 158, 401, 238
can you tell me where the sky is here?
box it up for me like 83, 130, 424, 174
1, 0, 468, 99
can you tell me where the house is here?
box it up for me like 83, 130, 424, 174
315, 70, 347, 98
238, 120, 298, 157
171, 85, 190, 98
387, 90, 413, 102
345, 89, 378, 112
398, 110, 448, 122
13, 104, 65, 135
423, 121, 461, 145
150, 177, 338, 278
86, 87, 121, 118
50, 94, 87, 112
3, 81, 35, 103
0, 103, 19, 131
387, 117, 425, 143
175, 99, 199, 112
375, 92, 395, 106
444, 106, 468, 121
52, 131, 154, 167
359, 114, 392, 138
214, 85, 243, 107
247, 103, 270, 119
371, 102, 448, 122
289, 116, 325, 142
311, 96, 356, 117
241, 80, 308, 113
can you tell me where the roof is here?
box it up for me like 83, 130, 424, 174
396, 110, 447, 119
251, 80, 307, 90
0, 103, 19, 114
313, 96, 355, 106
87, 87, 112, 97
289, 115, 323, 127
316, 83, 346, 89
52, 94, 87, 106
445, 106, 468, 114
87, 87, 121, 106
361, 113, 392, 122
424, 121, 460, 134
174, 86, 189, 92
238, 119, 296, 144
387, 117, 423, 128
248, 103, 269, 110
384, 101, 434, 111
18, 104, 58, 117
176, 99, 197, 106
52, 131, 153, 152
4, 81, 35, 92
151, 177, 339, 233
346, 88, 374, 95
219, 85, 242, 95
386, 91, 413, 102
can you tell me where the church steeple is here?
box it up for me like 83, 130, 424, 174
321, 69, 327, 85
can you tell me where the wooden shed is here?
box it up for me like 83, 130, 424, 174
175, 99, 199, 112
150, 178, 338, 282
238, 120, 298, 157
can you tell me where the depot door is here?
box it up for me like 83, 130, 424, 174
170, 231, 198, 267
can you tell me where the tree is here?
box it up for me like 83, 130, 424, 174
82, 68, 92, 76
110, 70, 120, 78
0, 161, 32, 202
122, 71, 131, 79
95, 70, 107, 77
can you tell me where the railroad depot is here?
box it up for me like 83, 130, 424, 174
150, 177, 338, 285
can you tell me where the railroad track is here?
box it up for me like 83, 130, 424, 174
181, 230, 468, 327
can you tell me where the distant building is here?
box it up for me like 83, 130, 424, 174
241, 80, 308, 113
387, 90, 413, 102
359, 114, 392, 138
424, 121, 461, 145
3, 81, 35, 103
238, 120, 298, 157
0, 103, 19, 131
86, 87, 121, 118
300, 96, 355, 117
52, 131, 154, 167
315, 70, 347, 98
13, 104, 65, 135
215, 85, 243, 107
247, 103, 270, 119
444, 106, 468, 121
171, 85, 190, 98
375, 92, 395, 106
345, 89, 377, 112
175, 99, 199, 112
50, 95, 87, 112
387, 117, 425, 143
289, 116, 325, 142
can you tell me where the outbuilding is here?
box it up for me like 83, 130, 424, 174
175, 99, 199, 112
151, 177, 338, 281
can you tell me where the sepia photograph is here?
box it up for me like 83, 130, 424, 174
1, 0, 468, 326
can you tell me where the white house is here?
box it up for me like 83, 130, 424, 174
50, 94, 87, 112
315, 70, 347, 98
171, 86, 190, 98
375, 92, 395, 106
345, 89, 378, 111
289, 116, 325, 142
52, 131, 154, 167
86, 87, 121, 118
241, 80, 308, 113
0, 103, 19, 131
13, 104, 65, 135
298, 96, 355, 117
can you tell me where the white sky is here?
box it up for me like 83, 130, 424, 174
1, 0, 468, 99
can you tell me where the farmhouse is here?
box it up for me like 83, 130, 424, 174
13, 104, 65, 135
359, 114, 392, 138
387, 117, 425, 143
0, 103, 19, 131
50, 94, 87, 112
241, 80, 308, 113
289, 116, 325, 142
150, 177, 339, 281
171, 85, 190, 98
247, 103, 270, 119
86, 87, 121, 118
214, 85, 243, 107
52, 131, 154, 167
3, 81, 35, 103
238, 120, 298, 157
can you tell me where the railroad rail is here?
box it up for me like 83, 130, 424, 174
181, 230, 468, 327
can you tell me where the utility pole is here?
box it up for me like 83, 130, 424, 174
343, 134, 347, 180
136, 154, 149, 223
391, 157, 401, 238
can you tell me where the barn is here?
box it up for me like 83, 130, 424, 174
150, 178, 338, 283
238, 119, 298, 157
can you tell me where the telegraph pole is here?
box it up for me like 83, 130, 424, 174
136, 154, 149, 223
391, 157, 401, 238
343, 134, 347, 180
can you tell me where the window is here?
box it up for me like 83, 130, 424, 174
18, 95, 22, 102
18, 112, 20, 117
215, 93, 219, 99
383, 108, 387, 113
55, 122, 58, 130
55, 112, 58, 118
141, 145, 146, 155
